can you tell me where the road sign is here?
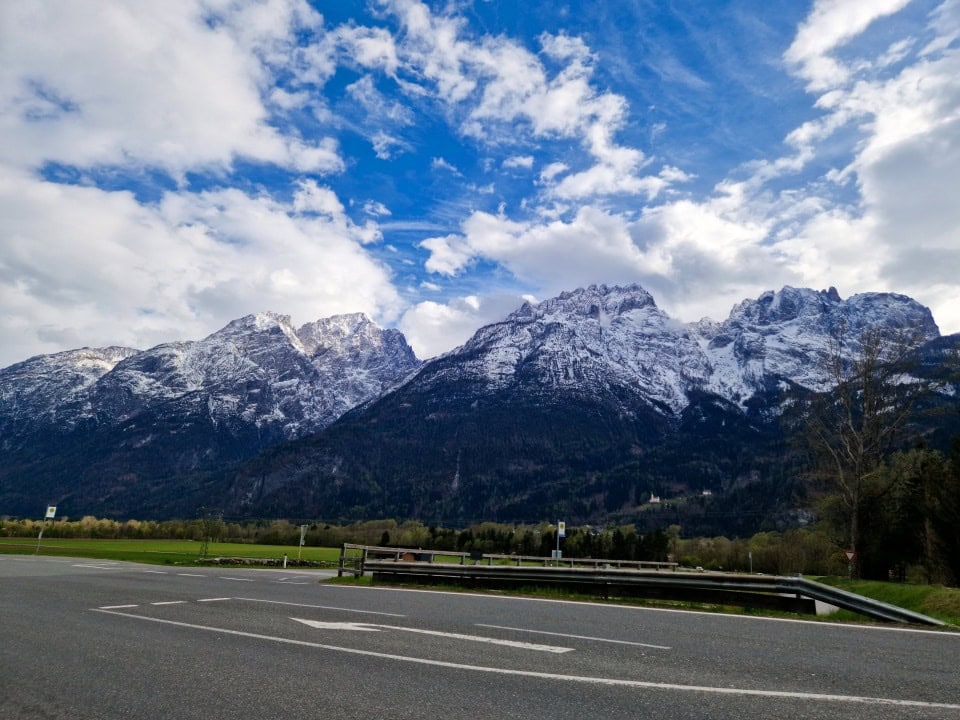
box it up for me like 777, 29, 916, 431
44, 506, 57, 519
845, 550, 856, 562
558, 521, 566, 538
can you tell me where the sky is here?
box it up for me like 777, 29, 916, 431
2, 0, 959, 367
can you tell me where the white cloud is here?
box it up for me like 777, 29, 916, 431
0, 0, 343, 177
785, 0, 913, 90
538, 162, 569, 183
363, 200, 392, 217
502, 155, 534, 169
431, 156, 462, 174
346, 75, 414, 125
399, 292, 528, 358
383, 1, 673, 200
337, 25, 400, 75
371, 131, 412, 160
0, 165, 402, 366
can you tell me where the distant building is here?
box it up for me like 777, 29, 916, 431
701, 490, 713, 496
649, 494, 661, 504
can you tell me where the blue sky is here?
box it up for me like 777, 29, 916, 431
2, 0, 959, 365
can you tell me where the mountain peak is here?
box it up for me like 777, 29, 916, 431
510, 283, 656, 324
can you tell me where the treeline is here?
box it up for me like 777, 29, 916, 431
814, 444, 960, 585
0, 513, 896, 578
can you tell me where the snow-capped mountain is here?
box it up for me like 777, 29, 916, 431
414, 284, 710, 414
3, 283, 954, 525
82, 311, 419, 441
225, 283, 955, 527
0, 346, 139, 438
0, 312, 419, 518
699, 286, 939, 402
408, 283, 939, 416
0, 312, 418, 447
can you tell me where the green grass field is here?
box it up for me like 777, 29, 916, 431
0, 537, 340, 565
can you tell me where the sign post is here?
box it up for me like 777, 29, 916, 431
553, 520, 566, 564
845, 549, 856, 578
298, 524, 308, 561
36, 506, 56, 554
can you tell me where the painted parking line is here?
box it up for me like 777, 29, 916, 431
91, 608, 960, 712
475, 624, 671, 650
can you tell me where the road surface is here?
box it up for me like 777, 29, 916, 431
2, 555, 959, 719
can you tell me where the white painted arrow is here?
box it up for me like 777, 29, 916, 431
291, 618, 572, 653
291, 619, 380, 631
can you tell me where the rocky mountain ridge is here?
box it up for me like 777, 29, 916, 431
412, 283, 939, 416
223, 284, 954, 527
0, 311, 419, 449
1, 284, 954, 526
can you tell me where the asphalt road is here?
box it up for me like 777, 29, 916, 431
2, 555, 959, 719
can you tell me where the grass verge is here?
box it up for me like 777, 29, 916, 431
0, 537, 340, 566
815, 577, 960, 627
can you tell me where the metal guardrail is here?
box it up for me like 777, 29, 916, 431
351, 555, 946, 627
337, 543, 677, 576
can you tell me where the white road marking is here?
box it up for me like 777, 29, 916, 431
72, 563, 121, 569
291, 618, 571, 653
291, 620, 380, 632
143, 570, 167, 575
233, 597, 405, 618
151, 601, 187, 606
327, 585, 960, 638
99, 604, 139, 609
197, 598, 232, 602
177, 573, 204, 578
376, 624, 571, 653
218, 576, 254, 582
475, 624, 671, 650
91, 609, 960, 711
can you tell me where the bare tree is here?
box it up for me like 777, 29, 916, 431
801, 323, 926, 576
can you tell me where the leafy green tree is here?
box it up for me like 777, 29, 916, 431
928, 438, 960, 584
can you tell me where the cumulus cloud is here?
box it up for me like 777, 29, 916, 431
0, 0, 343, 177
0, 166, 402, 366
399, 292, 529, 359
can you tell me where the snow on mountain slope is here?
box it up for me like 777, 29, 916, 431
0, 284, 940, 446
407, 284, 940, 416
415, 284, 709, 414
0, 346, 139, 432
700, 286, 939, 402
0, 312, 420, 444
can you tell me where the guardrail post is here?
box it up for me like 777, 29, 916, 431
338, 543, 346, 577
